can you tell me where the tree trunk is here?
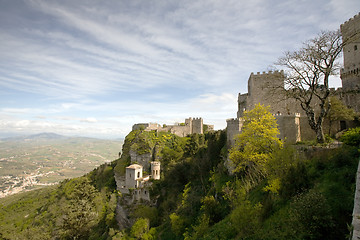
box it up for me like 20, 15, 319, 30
315, 125, 325, 143
303, 104, 326, 143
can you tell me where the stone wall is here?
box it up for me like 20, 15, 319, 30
192, 117, 204, 134
132, 117, 206, 138
132, 123, 161, 131
230, 66, 360, 143
275, 113, 301, 143
341, 12, 360, 91
226, 118, 244, 146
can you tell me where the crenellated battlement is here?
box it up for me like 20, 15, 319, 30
274, 113, 301, 117
226, 13, 360, 147
250, 70, 284, 76
226, 118, 239, 123
341, 12, 360, 90
341, 12, 360, 27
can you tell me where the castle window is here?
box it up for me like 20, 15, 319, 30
130, 173, 131, 178
137, 172, 140, 178
145, 191, 147, 194
355, 45, 358, 51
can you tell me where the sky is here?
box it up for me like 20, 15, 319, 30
0, 0, 359, 139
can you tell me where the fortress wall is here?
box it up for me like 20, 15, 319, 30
169, 125, 191, 137
341, 12, 360, 90
275, 114, 301, 143
299, 117, 316, 141
247, 71, 285, 111
192, 118, 203, 134
133, 188, 150, 202
245, 71, 305, 115
237, 93, 248, 118
340, 90, 360, 113
226, 118, 244, 146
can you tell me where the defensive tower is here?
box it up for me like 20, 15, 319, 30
341, 12, 360, 90
151, 161, 161, 180
125, 164, 143, 189
191, 117, 203, 134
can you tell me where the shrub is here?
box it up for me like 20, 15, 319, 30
290, 189, 335, 239
340, 127, 360, 147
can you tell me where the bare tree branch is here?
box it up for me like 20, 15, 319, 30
273, 30, 343, 143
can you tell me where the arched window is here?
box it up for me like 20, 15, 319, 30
137, 172, 140, 178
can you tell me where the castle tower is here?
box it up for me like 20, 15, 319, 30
151, 161, 161, 180
226, 118, 244, 146
246, 70, 287, 113
340, 12, 360, 90
237, 93, 248, 118
191, 118, 203, 134
125, 164, 143, 189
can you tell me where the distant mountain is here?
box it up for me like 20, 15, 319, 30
1, 132, 67, 142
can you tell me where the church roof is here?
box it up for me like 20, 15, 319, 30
126, 164, 143, 170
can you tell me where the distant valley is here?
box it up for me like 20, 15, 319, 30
0, 133, 122, 197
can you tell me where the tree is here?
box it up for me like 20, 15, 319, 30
326, 96, 355, 135
229, 104, 282, 178
275, 30, 343, 143
58, 178, 100, 239
130, 218, 150, 239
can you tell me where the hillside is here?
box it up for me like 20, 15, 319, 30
0, 127, 359, 239
111, 129, 359, 239
0, 133, 123, 197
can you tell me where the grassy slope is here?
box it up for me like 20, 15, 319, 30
0, 161, 118, 240
0, 129, 358, 240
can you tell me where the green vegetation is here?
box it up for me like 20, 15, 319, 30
229, 104, 282, 176
326, 96, 356, 135
341, 127, 360, 147
0, 162, 118, 239
0, 111, 359, 239
114, 106, 358, 240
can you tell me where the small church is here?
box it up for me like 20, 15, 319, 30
119, 161, 161, 202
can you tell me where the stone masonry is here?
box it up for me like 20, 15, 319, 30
227, 13, 360, 145
132, 117, 213, 137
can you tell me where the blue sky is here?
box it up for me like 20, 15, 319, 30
0, 0, 358, 139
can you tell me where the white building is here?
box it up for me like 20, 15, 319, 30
120, 161, 161, 202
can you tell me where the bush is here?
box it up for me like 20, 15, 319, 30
340, 127, 360, 147
289, 189, 335, 239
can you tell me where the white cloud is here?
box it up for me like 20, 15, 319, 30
80, 117, 97, 123
0, 0, 358, 138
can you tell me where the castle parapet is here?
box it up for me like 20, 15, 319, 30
251, 70, 284, 76
274, 113, 301, 117
340, 12, 360, 29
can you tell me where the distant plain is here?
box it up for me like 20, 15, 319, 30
0, 133, 122, 197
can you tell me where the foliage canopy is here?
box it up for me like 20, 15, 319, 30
229, 104, 283, 176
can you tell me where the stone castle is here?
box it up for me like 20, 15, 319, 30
227, 13, 360, 145
117, 161, 161, 202
132, 117, 214, 137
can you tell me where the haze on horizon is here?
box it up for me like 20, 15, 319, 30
0, 0, 358, 139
